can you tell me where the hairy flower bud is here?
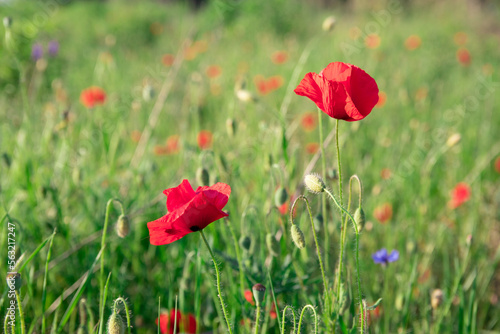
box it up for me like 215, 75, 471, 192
116, 215, 130, 238
291, 224, 305, 249
266, 233, 280, 257
107, 311, 125, 334
252, 283, 266, 307
431, 289, 444, 309
274, 187, 288, 207
322, 16, 336, 32
304, 173, 326, 194
196, 167, 210, 186
239, 235, 252, 252
6, 272, 21, 291
354, 207, 366, 232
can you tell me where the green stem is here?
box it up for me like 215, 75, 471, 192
324, 189, 364, 333
16, 290, 26, 334
226, 219, 246, 301
4, 313, 10, 334
290, 196, 328, 303
199, 230, 233, 334
42, 230, 57, 333
281, 306, 297, 334
297, 305, 318, 334
254, 306, 261, 334
335, 120, 343, 205
114, 297, 132, 334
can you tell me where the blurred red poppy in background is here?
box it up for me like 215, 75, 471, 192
300, 112, 317, 131
373, 203, 393, 224
365, 34, 381, 49
206, 65, 222, 79
156, 309, 196, 334
306, 142, 320, 154
456, 48, 471, 66
405, 35, 421, 50
80, 86, 106, 108
271, 50, 289, 64
162, 54, 175, 67
294, 62, 379, 122
495, 157, 500, 173
254, 75, 284, 95
448, 182, 470, 209
244, 290, 255, 305
147, 179, 231, 245
197, 130, 213, 150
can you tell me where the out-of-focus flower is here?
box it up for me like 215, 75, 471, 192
162, 54, 175, 67
80, 86, 106, 108
373, 203, 392, 224
254, 75, 284, 95
404, 35, 421, 50
31, 43, 43, 61
380, 168, 391, 180
156, 309, 196, 334
372, 248, 399, 265
271, 50, 288, 64
244, 289, 255, 305
197, 130, 213, 150
448, 182, 470, 209
131, 130, 142, 143
306, 142, 319, 154
300, 112, 317, 131
206, 65, 222, 79
494, 156, 500, 173
365, 34, 381, 49
48, 40, 59, 57
456, 48, 471, 66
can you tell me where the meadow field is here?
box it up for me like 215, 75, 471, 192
1, 0, 500, 333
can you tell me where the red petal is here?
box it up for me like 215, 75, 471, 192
195, 182, 231, 211
163, 179, 196, 212
147, 214, 192, 245
186, 313, 197, 334
172, 192, 229, 231
294, 72, 325, 112
320, 62, 352, 82
348, 66, 379, 118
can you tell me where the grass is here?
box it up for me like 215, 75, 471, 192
1, 0, 500, 333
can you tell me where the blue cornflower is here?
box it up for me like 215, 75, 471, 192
48, 40, 59, 57
31, 43, 43, 61
372, 248, 399, 265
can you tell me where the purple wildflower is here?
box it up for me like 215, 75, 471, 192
48, 40, 59, 57
372, 248, 399, 265
31, 43, 43, 61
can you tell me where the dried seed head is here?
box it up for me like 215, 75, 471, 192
431, 289, 444, 309
354, 207, 366, 232
196, 167, 210, 186
322, 16, 336, 32
266, 233, 280, 257
116, 215, 130, 238
107, 311, 125, 334
274, 187, 288, 207
252, 283, 266, 307
291, 224, 306, 249
304, 173, 326, 194
6, 272, 21, 291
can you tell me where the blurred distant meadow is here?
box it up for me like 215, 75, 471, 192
1, 0, 500, 333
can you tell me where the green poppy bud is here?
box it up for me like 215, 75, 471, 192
196, 167, 210, 186
304, 173, 326, 194
274, 187, 288, 207
266, 233, 280, 257
116, 215, 130, 238
354, 207, 366, 232
239, 235, 252, 252
6, 273, 21, 291
291, 224, 305, 249
107, 311, 125, 334
252, 283, 266, 307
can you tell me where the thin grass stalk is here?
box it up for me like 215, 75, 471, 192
41, 230, 57, 333
15, 290, 26, 334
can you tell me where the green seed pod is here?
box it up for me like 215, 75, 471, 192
226, 118, 237, 137
304, 173, 326, 194
239, 235, 252, 252
252, 283, 266, 307
196, 167, 210, 186
266, 233, 280, 257
116, 215, 130, 238
6, 273, 21, 291
274, 187, 288, 207
107, 311, 125, 334
354, 207, 366, 232
291, 224, 305, 249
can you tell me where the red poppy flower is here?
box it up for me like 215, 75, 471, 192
197, 130, 213, 150
404, 35, 421, 50
80, 86, 106, 108
244, 289, 255, 305
162, 54, 175, 67
294, 62, 379, 122
306, 142, 319, 154
448, 182, 470, 209
456, 48, 471, 66
271, 50, 288, 64
494, 156, 500, 173
269, 302, 278, 319
156, 309, 197, 334
300, 112, 317, 131
206, 65, 222, 79
147, 179, 231, 245
254, 75, 284, 95
365, 34, 381, 49
373, 203, 393, 224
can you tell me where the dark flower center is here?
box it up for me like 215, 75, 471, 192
190, 226, 201, 232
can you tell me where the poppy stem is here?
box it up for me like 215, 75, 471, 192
15, 290, 26, 334
297, 304, 318, 334
254, 306, 261, 334
324, 188, 364, 333
199, 230, 233, 334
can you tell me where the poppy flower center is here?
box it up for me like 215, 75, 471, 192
190, 226, 201, 232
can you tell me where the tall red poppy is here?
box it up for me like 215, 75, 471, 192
294, 62, 379, 122
147, 179, 231, 245
80, 86, 106, 108
156, 309, 197, 334
448, 182, 470, 209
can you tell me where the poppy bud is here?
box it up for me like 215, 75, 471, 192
431, 289, 444, 309
322, 16, 336, 32
266, 233, 280, 257
3, 17, 12, 29
236, 89, 255, 103
142, 85, 155, 102
196, 167, 210, 186
354, 207, 366, 232
291, 224, 305, 249
107, 311, 125, 334
239, 235, 252, 252
226, 118, 237, 137
304, 173, 326, 194
116, 215, 130, 238
274, 187, 288, 207
446, 133, 461, 147
252, 283, 266, 307
6, 273, 21, 291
